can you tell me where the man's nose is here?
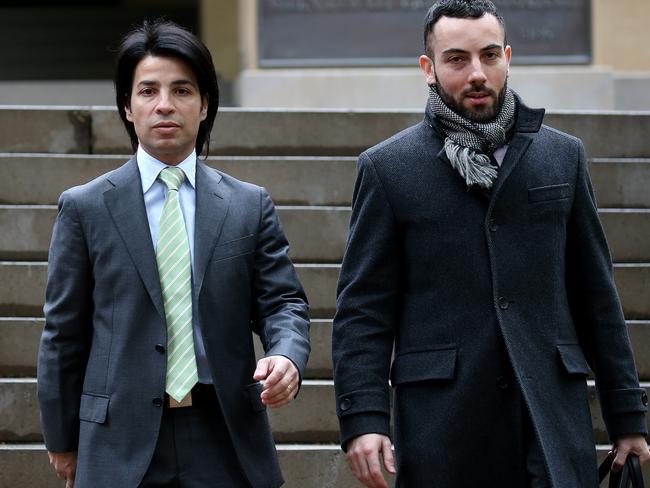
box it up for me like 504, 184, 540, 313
467, 60, 488, 85
155, 91, 174, 113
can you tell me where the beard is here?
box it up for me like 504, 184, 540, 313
436, 78, 508, 123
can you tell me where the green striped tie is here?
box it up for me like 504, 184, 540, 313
156, 167, 197, 402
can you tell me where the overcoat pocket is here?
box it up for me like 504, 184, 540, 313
212, 234, 256, 262
79, 392, 110, 424
528, 183, 570, 203
390, 347, 457, 385
556, 343, 591, 376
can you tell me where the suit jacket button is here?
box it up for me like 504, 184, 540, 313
496, 376, 509, 389
488, 219, 498, 232
642, 392, 648, 407
498, 297, 509, 310
152, 397, 163, 407
155, 344, 165, 353
340, 398, 352, 411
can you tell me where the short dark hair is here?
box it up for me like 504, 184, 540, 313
423, 0, 507, 57
114, 19, 219, 156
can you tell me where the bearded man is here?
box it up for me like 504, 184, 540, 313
332, 1, 649, 487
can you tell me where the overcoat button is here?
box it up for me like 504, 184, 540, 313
496, 376, 509, 389
340, 398, 352, 411
498, 297, 509, 310
488, 219, 498, 232
152, 397, 163, 407
642, 392, 648, 407
155, 344, 165, 353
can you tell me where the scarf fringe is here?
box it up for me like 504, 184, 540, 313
444, 139, 498, 189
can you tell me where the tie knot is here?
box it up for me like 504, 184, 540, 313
158, 166, 186, 191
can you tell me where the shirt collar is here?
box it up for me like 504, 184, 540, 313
136, 145, 197, 193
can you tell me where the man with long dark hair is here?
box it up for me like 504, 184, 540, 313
332, 1, 649, 486
37, 20, 310, 487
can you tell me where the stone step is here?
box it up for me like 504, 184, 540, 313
591, 159, 650, 208
2, 206, 649, 263
2, 107, 650, 158
0, 205, 351, 263
598, 209, 650, 262
0, 261, 339, 318
2, 319, 649, 382
2, 262, 650, 320
0, 107, 91, 154
0, 443, 360, 488
2, 154, 650, 208
0, 443, 642, 488
0, 107, 422, 156
1, 379, 647, 446
0, 443, 643, 488
0, 154, 358, 207
0, 317, 334, 379
0, 318, 42, 377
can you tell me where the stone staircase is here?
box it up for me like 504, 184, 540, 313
0, 106, 649, 486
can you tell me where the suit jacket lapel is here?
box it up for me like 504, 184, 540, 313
193, 160, 231, 299
103, 157, 165, 319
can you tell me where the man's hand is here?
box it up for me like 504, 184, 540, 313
48, 451, 77, 488
346, 433, 396, 488
253, 355, 299, 408
610, 434, 650, 472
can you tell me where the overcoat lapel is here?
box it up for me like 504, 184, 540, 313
488, 132, 533, 207
488, 103, 545, 212
103, 157, 165, 319
193, 161, 231, 299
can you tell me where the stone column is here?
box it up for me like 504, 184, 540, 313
199, 0, 241, 105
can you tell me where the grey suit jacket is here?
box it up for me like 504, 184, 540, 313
37, 157, 310, 488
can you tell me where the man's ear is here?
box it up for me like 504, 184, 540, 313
419, 55, 436, 86
505, 45, 512, 71
124, 104, 132, 122
200, 96, 208, 121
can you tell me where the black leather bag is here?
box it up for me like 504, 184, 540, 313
598, 454, 645, 488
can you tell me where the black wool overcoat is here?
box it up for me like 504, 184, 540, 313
332, 99, 648, 487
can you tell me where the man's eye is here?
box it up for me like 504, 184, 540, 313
140, 88, 154, 96
176, 88, 190, 95
449, 57, 463, 63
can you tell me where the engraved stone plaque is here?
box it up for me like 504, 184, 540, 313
258, 0, 591, 66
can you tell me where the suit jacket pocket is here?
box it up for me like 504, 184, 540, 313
557, 343, 591, 376
390, 347, 457, 385
528, 183, 570, 203
246, 382, 266, 412
212, 234, 256, 262
79, 393, 110, 424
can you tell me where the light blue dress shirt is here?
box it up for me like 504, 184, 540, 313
136, 146, 213, 384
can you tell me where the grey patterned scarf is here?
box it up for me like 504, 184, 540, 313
429, 84, 516, 189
